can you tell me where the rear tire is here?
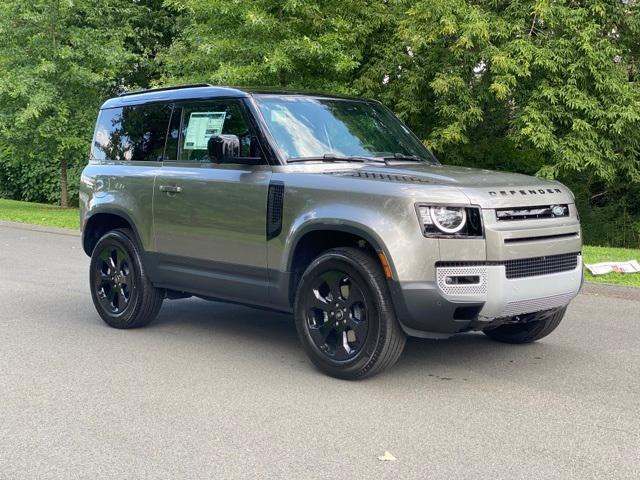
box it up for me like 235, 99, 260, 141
89, 228, 163, 329
294, 247, 406, 379
483, 307, 567, 344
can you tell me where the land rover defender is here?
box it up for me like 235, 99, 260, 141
80, 85, 582, 379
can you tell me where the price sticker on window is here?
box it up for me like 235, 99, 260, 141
183, 112, 226, 150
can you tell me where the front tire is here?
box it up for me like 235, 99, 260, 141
294, 247, 406, 380
483, 307, 567, 344
89, 228, 163, 329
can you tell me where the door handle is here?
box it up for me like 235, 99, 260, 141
159, 185, 182, 194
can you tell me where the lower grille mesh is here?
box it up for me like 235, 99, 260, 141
503, 253, 579, 279
437, 252, 580, 279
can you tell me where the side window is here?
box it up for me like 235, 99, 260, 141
91, 103, 172, 161
178, 101, 259, 162
92, 107, 125, 161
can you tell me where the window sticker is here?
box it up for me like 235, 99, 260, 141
183, 111, 227, 150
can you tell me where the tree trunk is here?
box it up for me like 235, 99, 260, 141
60, 157, 68, 208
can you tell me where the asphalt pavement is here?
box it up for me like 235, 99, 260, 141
0, 223, 638, 479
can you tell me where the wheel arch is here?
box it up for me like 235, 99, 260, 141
82, 209, 144, 256
285, 221, 397, 306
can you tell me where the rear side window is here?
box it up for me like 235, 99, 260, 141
92, 103, 173, 161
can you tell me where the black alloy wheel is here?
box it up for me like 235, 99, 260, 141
294, 247, 406, 380
94, 245, 133, 315
303, 270, 370, 361
89, 228, 163, 329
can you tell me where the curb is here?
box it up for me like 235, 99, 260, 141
0, 220, 80, 237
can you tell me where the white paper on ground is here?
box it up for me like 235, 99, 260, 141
585, 260, 640, 275
378, 451, 397, 461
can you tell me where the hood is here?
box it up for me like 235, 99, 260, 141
327, 163, 574, 207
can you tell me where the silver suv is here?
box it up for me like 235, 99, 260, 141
80, 85, 583, 379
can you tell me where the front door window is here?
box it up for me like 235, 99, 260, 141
176, 101, 260, 162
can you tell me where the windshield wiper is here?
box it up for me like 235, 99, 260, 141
287, 153, 428, 164
287, 154, 374, 164
381, 153, 427, 163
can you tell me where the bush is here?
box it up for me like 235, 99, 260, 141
0, 158, 82, 207
568, 175, 640, 249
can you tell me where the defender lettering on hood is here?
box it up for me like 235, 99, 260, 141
488, 188, 563, 196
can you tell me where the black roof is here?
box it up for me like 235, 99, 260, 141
101, 85, 248, 109
100, 84, 364, 109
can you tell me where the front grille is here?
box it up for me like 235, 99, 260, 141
496, 204, 569, 221
436, 252, 580, 279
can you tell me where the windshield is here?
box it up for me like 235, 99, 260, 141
254, 95, 438, 163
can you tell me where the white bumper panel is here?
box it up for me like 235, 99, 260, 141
436, 255, 582, 320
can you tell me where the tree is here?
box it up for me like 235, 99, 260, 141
0, 0, 176, 206
394, 1, 640, 181
386, 0, 640, 246
161, 0, 400, 91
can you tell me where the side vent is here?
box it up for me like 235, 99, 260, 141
267, 181, 285, 240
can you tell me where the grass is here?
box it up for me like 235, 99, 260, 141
0, 198, 638, 287
0, 198, 79, 230
582, 245, 640, 288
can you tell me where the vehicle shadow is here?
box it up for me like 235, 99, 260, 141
152, 297, 564, 381
153, 298, 299, 348
395, 334, 542, 376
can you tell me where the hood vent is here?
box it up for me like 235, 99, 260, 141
326, 171, 432, 184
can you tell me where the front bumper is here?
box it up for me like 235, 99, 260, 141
437, 254, 582, 320
391, 254, 583, 338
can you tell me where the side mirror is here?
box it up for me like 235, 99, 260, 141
207, 134, 240, 163
207, 134, 262, 165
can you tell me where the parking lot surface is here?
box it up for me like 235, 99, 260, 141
1, 224, 638, 479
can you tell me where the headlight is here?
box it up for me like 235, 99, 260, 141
430, 206, 466, 233
416, 204, 483, 237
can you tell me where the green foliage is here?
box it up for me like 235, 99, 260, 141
161, 0, 401, 91
569, 172, 640, 247
0, 0, 176, 206
390, 1, 640, 183
0, 0, 638, 246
